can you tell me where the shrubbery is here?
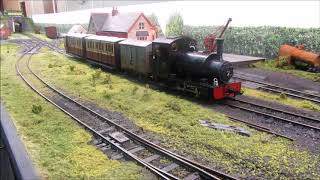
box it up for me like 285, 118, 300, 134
32, 105, 42, 114
183, 26, 320, 58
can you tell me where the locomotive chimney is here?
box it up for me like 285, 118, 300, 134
112, 6, 118, 16
216, 38, 224, 60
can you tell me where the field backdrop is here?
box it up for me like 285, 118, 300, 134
183, 26, 320, 58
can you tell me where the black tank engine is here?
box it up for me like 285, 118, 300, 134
152, 36, 241, 100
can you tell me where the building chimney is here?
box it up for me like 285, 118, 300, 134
112, 6, 118, 16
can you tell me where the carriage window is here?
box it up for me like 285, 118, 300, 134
106, 44, 110, 53
111, 44, 114, 56
95, 42, 99, 51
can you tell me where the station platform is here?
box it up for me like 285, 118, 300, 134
223, 53, 265, 68
0, 102, 39, 180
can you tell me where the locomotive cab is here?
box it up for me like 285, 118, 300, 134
152, 36, 197, 80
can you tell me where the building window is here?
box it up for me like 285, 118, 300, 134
137, 36, 147, 41
139, 22, 144, 29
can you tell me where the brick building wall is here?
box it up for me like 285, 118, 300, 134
128, 15, 157, 41
1, 0, 20, 12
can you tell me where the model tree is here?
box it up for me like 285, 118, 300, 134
147, 13, 164, 37
166, 12, 184, 37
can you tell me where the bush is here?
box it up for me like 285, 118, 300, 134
91, 74, 96, 87
276, 56, 289, 68
93, 69, 102, 79
69, 65, 75, 71
142, 84, 151, 100
90, 69, 103, 87
32, 105, 42, 114
102, 90, 112, 99
132, 86, 139, 95
48, 64, 53, 68
103, 74, 111, 84
279, 93, 287, 100
166, 100, 181, 112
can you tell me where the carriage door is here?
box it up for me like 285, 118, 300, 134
155, 45, 169, 79
129, 46, 136, 71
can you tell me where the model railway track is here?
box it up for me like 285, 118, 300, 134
227, 115, 294, 141
224, 98, 320, 132
16, 46, 237, 180
20, 40, 296, 140
23, 34, 66, 54
21, 39, 295, 141
233, 75, 320, 104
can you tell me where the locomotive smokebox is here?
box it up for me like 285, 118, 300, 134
216, 38, 224, 60
176, 51, 233, 84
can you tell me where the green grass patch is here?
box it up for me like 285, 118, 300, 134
0, 44, 144, 179
29, 48, 320, 179
254, 60, 320, 82
243, 88, 320, 112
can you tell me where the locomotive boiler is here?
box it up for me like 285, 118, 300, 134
152, 36, 241, 100
175, 38, 234, 84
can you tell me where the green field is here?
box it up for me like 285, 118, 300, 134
27, 47, 320, 179
254, 60, 320, 82
243, 88, 320, 112
0, 44, 145, 179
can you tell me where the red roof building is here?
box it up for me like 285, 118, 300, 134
88, 7, 157, 41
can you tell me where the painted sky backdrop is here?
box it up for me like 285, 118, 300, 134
32, 1, 320, 31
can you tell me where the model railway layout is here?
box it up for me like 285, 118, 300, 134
7, 34, 318, 179
22, 36, 320, 140
15, 38, 238, 180
64, 34, 242, 101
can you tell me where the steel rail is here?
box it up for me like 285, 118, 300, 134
21, 46, 239, 179
233, 76, 320, 104
24, 34, 66, 54
224, 102, 320, 131
232, 98, 320, 123
16, 54, 171, 180
24, 38, 295, 176
26, 55, 231, 180
227, 116, 294, 141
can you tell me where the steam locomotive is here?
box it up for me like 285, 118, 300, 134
64, 34, 241, 100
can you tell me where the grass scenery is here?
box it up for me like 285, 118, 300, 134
183, 26, 320, 58
243, 88, 320, 112
253, 60, 320, 82
0, 44, 145, 179
28, 47, 320, 179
